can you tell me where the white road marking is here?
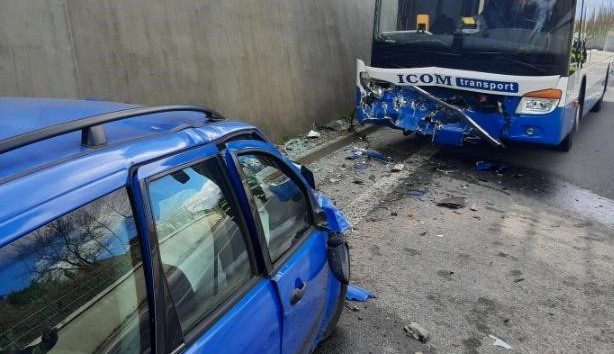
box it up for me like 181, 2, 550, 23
344, 145, 439, 226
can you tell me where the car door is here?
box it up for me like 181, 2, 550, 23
224, 140, 333, 354
133, 144, 283, 354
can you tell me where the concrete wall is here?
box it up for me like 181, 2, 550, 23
0, 0, 374, 141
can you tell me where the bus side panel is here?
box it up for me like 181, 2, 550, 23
582, 52, 611, 113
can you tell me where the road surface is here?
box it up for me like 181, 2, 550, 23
313, 89, 614, 353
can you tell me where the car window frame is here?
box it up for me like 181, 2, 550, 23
138, 150, 266, 350
228, 148, 320, 275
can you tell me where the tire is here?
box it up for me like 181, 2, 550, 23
591, 98, 603, 113
556, 131, 573, 152
557, 103, 580, 152
591, 73, 608, 113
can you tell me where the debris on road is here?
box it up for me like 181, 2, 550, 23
489, 335, 512, 349
407, 209, 416, 217
324, 119, 350, 131
391, 163, 405, 172
513, 278, 525, 283
306, 130, 321, 138
403, 322, 430, 343
435, 234, 444, 238
329, 178, 340, 183
344, 301, 360, 312
346, 284, 376, 302
437, 196, 466, 209
409, 190, 426, 197
347, 148, 393, 163
475, 161, 508, 173
436, 168, 457, 175
470, 204, 479, 211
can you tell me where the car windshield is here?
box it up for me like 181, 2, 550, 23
374, 0, 574, 74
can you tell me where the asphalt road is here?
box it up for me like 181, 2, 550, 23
437, 89, 614, 201
310, 89, 614, 353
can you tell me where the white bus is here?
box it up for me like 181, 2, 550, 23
356, 0, 613, 151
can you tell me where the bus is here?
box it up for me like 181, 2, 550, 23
356, 0, 613, 151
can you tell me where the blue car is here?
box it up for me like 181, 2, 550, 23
0, 98, 350, 354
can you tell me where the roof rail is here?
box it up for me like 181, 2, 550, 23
0, 105, 225, 154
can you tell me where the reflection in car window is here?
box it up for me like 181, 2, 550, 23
0, 189, 150, 354
238, 154, 311, 262
149, 159, 252, 333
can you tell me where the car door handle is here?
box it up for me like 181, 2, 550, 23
290, 281, 308, 305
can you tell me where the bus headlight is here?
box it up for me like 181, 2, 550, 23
359, 72, 393, 99
516, 89, 561, 115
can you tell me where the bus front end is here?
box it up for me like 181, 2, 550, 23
357, 0, 576, 148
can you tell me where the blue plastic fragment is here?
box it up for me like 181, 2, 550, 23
314, 191, 350, 233
360, 150, 392, 163
475, 161, 508, 172
346, 284, 376, 302
409, 190, 426, 197
347, 148, 392, 163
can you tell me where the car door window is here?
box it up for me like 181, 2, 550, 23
237, 154, 311, 263
148, 159, 252, 333
0, 189, 150, 354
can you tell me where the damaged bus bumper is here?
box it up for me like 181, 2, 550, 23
356, 60, 571, 147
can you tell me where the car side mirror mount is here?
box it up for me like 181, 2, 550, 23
316, 210, 329, 230
299, 165, 316, 189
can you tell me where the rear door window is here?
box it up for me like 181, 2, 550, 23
0, 189, 150, 354
148, 159, 253, 334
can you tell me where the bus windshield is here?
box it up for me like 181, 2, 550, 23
374, 0, 575, 75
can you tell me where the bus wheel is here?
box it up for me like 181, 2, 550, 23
591, 71, 608, 113
591, 98, 603, 112
557, 104, 580, 152
557, 132, 573, 152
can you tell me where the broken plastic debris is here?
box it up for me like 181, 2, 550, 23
475, 161, 508, 173
391, 163, 405, 172
344, 301, 360, 312
350, 148, 392, 163
437, 196, 466, 209
324, 119, 349, 131
306, 130, 321, 138
346, 284, 376, 302
489, 335, 512, 349
435, 234, 444, 238
409, 190, 426, 197
403, 322, 430, 343
436, 168, 457, 175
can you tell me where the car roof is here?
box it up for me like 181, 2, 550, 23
0, 97, 261, 179
0, 98, 264, 239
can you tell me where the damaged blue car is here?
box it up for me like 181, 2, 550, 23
0, 98, 350, 354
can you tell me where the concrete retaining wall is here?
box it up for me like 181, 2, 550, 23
0, 0, 374, 141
